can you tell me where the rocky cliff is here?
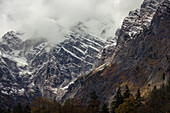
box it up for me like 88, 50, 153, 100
63, 0, 170, 105
0, 30, 106, 108
98, 0, 163, 66
0, 0, 169, 109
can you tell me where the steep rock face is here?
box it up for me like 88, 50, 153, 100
0, 31, 106, 108
117, 0, 163, 46
98, 0, 163, 66
63, 0, 170, 105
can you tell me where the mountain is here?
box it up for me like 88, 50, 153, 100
98, 0, 163, 66
0, 0, 169, 109
0, 30, 106, 108
63, 0, 170, 105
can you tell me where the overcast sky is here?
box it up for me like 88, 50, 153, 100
0, 0, 143, 43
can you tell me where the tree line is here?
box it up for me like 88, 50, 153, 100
1, 79, 170, 113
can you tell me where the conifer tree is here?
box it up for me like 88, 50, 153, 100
31, 97, 61, 113
115, 97, 140, 113
167, 79, 170, 92
61, 98, 87, 113
88, 90, 100, 113
123, 85, 130, 99
166, 79, 170, 112
111, 86, 123, 113
146, 87, 166, 113
100, 103, 109, 113
0, 106, 3, 113
23, 104, 31, 113
13, 103, 23, 113
52, 100, 61, 113
5, 107, 11, 113
136, 89, 141, 102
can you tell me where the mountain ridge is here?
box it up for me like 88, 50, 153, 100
0, 30, 106, 108
63, 0, 170, 105
0, 0, 169, 109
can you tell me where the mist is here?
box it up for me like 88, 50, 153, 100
0, 0, 143, 43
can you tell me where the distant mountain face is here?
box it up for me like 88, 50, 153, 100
98, 0, 163, 66
118, 0, 164, 46
0, 0, 169, 109
63, 0, 170, 105
0, 30, 106, 108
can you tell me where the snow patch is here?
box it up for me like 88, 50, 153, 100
1, 90, 9, 95
89, 45, 100, 52
62, 47, 83, 61
18, 88, 25, 95
72, 46, 85, 55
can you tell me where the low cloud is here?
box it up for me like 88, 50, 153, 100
0, 0, 143, 43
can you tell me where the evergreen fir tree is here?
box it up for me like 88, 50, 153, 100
90, 90, 99, 100
5, 107, 11, 113
154, 86, 157, 90
31, 97, 62, 113
100, 103, 109, 113
52, 100, 61, 113
0, 106, 3, 113
23, 104, 31, 113
13, 103, 23, 113
116, 96, 141, 113
111, 86, 123, 113
88, 90, 100, 113
166, 78, 170, 112
145, 86, 166, 113
123, 85, 130, 99
136, 89, 141, 102
61, 99, 74, 113
167, 79, 170, 92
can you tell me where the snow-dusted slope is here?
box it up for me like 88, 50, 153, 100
0, 30, 106, 108
118, 0, 163, 46
97, 0, 163, 67
62, 0, 170, 105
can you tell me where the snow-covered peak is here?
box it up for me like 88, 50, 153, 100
1, 31, 23, 50
116, 0, 163, 47
0, 30, 106, 107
